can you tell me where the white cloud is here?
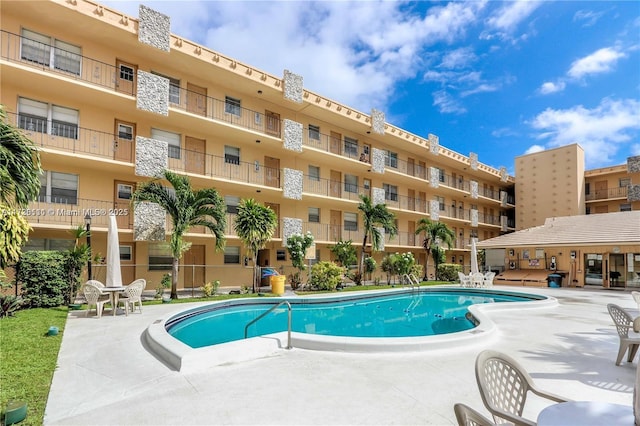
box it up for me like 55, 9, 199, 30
530, 98, 640, 165
486, 0, 542, 32
568, 47, 626, 79
573, 10, 605, 27
524, 145, 545, 155
440, 47, 477, 69
539, 81, 566, 95
460, 84, 500, 97
433, 90, 467, 114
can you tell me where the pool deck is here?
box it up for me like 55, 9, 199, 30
45, 286, 638, 425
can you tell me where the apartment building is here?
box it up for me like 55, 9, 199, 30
1, 0, 517, 288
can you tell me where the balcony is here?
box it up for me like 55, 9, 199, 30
24, 197, 131, 229
1, 30, 129, 94
585, 186, 628, 201
303, 176, 367, 202
302, 132, 369, 163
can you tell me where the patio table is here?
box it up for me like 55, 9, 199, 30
537, 401, 634, 426
100, 287, 125, 316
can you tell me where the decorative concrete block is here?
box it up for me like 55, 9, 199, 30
428, 133, 439, 155
138, 5, 170, 52
371, 109, 385, 135
282, 217, 302, 246
500, 191, 508, 206
283, 119, 303, 152
501, 216, 508, 232
500, 167, 508, 182
283, 168, 303, 200
372, 187, 385, 206
430, 167, 440, 188
283, 70, 303, 104
137, 71, 169, 116
371, 148, 385, 174
470, 180, 478, 199
470, 152, 478, 171
471, 209, 478, 227
430, 200, 440, 221
134, 202, 166, 241
375, 227, 385, 251
628, 156, 640, 173
628, 184, 640, 202
135, 136, 167, 177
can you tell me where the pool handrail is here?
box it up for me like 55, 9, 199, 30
244, 300, 292, 349
402, 273, 420, 289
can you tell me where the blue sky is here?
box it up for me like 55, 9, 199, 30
102, 1, 640, 173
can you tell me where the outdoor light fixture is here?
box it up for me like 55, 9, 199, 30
84, 213, 92, 281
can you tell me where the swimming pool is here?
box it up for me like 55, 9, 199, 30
145, 287, 554, 371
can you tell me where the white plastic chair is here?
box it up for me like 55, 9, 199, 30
83, 281, 110, 318
607, 304, 640, 365
632, 291, 640, 312
483, 272, 495, 288
458, 272, 471, 288
471, 272, 485, 288
119, 279, 146, 316
453, 403, 495, 426
475, 350, 569, 426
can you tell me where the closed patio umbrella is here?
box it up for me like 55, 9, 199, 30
470, 238, 479, 274
106, 213, 123, 288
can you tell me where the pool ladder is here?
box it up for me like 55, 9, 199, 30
402, 273, 420, 289
244, 300, 292, 349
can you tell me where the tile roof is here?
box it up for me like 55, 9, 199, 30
478, 211, 640, 248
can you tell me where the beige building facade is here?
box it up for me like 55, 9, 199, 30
1, 0, 517, 289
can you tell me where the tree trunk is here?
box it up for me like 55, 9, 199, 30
359, 234, 368, 276
171, 257, 179, 299
252, 253, 259, 293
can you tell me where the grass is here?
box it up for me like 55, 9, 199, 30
0, 307, 68, 426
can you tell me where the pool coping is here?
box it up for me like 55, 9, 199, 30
144, 286, 558, 372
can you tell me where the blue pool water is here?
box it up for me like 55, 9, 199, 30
167, 289, 543, 348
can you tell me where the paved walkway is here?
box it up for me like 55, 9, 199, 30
45, 286, 638, 425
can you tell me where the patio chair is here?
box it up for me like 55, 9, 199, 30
118, 279, 146, 316
483, 272, 495, 288
453, 403, 495, 426
459, 272, 472, 288
85, 279, 105, 288
607, 304, 640, 366
82, 281, 110, 318
632, 291, 640, 312
471, 272, 485, 288
475, 350, 569, 426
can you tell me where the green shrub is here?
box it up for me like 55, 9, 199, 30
308, 261, 344, 291
202, 280, 220, 297
0, 295, 23, 318
17, 251, 69, 308
437, 263, 461, 281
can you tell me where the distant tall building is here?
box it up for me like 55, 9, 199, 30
1, 0, 516, 287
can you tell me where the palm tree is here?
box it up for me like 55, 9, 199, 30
132, 170, 226, 299
415, 218, 455, 281
357, 195, 397, 279
233, 199, 278, 293
0, 105, 41, 208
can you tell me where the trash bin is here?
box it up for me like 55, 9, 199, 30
270, 275, 286, 295
547, 273, 562, 288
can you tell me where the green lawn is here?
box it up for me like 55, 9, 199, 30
0, 307, 68, 426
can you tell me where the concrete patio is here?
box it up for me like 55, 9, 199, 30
44, 286, 638, 425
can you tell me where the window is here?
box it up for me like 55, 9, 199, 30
385, 150, 398, 168
118, 123, 133, 140
23, 238, 73, 251
620, 178, 631, 187
438, 168, 446, 183
621, 203, 632, 212
344, 212, 358, 231
308, 207, 320, 223
224, 145, 240, 165
308, 165, 320, 181
21, 29, 81, 75
364, 179, 371, 190
119, 64, 134, 82
148, 244, 172, 270
225, 196, 240, 214
151, 128, 181, 159
344, 174, 358, 193
39, 170, 78, 204
436, 196, 445, 211
152, 72, 180, 104
225, 96, 241, 116
308, 125, 320, 141
117, 184, 133, 200
383, 184, 398, 202
18, 97, 78, 139
344, 137, 358, 158
586, 206, 591, 215
224, 246, 240, 264
277, 250, 286, 261
119, 246, 132, 261
585, 182, 590, 195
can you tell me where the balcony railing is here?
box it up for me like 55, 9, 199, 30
1, 30, 129, 94
5, 112, 124, 161
24, 197, 131, 228
303, 176, 368, 202
302, 132, 369, 163
585, 186, 628, 201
